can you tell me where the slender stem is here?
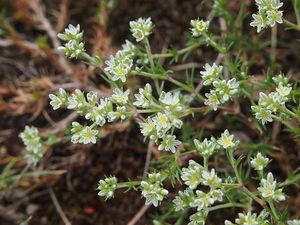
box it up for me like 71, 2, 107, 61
117, 181, 141, 189
207, 202, 246, 212
242, 187, 265, 207
268, 200, 280, 221
153, 41, 203, 58
283, 19, 300, 31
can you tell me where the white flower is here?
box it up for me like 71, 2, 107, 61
188, 211, 207, 225
67, 89, 86, 109
153, 112, 171, 132
217, 130, 238, 149
129, 17, 153, 42
71, 122, 98, 144
201, 169, 222, 187
266, 9, 283, 26
251, 105, 273, 125
57, 24, 83, 41
104, 50, 133, 82
49, 88, 69, 110
258, 172, 285, 201
235, 212, 259, 225
173, 189, 194, 211
250, 13, 267, 32
58, 40, 85, 58
276, 83, 292, 98
288, 220, 300, 225
133, 83, 153, 108
204, 91, 220, 111
158, 135, 181, 153
200, 63, 223, 86
19, 126, 44, 166
97, 176, 118, 200
111, 88, 130, 105
209, 189, 224, 202
159, 91, 182, 111
213, 78, 239, 102
190, 19, 209, 37
194, 138, 217, 157
107, 106, 127, 122
190, 190, 214, 211
250, 152, 270, 171
181, 160, 203, 189
141, 172, 168, 207
139, 117, 156, 137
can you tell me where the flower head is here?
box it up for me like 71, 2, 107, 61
181, 160, 203, 189
190, 19, 209, 37
19, 126, 44, 166
97, 176, 118, 200
200, 63, 223, 86
129, 17, 153, 42
217, 130, 239, 149
111, 88, 130, 105
250, 152, 270, 171
158, 135, 181, 153
258, 172, 285, 201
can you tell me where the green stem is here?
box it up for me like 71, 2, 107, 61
283, 19, 300, 31
207, 202, 246, 212
268, 200, 280, 221
153, 41, 203, 58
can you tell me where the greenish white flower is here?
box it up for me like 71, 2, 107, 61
250, 14, 267, 32
67, 89, 87, 110
152, 112, 171, 132
158, 135, 181, 153
104, 50, 133, 82
19, 126, 44, 166
173, 189, 194, 211
251, 105, 273, 125
57, 24, 83, 41
190, 190, 214, 211
111, 88, 130, 105
200, 63, 223, 86
71, 122, 98, 144
190, 19, 209, 37
201, 168, 222, 187
188, 211, 207, 225
213, 78, 239, 102
97, 176, 118, 200
159, 91, 182, 112
250, 0, 283, 32
235, 212, 259, 225
141, 172, 168, 207
133, 83, 153, 108
107, 106, 127, 122
129, 17, 153, 42
257, 172, 285, 202
250, 152, 270, 171
209, 189, 224, 202
49, 88, 69, 110
181, 160, 203, 189
217, 130, 239, 149
139, 117, 156, 138
288, 220, 300, 225
204, 91, 220, 111
194, 138, 217, 157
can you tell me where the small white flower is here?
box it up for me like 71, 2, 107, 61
250, 152, 270, 171
266, 9, 283, 26
133, 83, 153, 108
288, 220, 300, 225
111, 88, 130, 105
258, 172, 285, 201
139, 117, 156, 137
57, 24, 83, 41
188, 211, 207, 225
235, 212, 259, 225
276, 83, 292, 98
129, 17, 153, 42
209, 189, 224, 202
201, 169, 222, 187
204, 91, 220, 111
173, 189, 194, 211
71, 122, 98, 144
153, 112, 171, 132
181, 160, 203, 189
251, 105, 273, 125
190, 19, 209, 37
194, 138, 217, 157
97, 176, 118, 200
250, 13, 267, 32
190, 190, 214, 211
217, 130, 238, 149
158, 135, 181, 153
141, 172, 168, 207
49, 88, 69, 110
200, 63, 223, 86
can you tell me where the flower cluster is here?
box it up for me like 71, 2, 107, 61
252, 74, 292, 125
190, 19, 209, 37
258, 172, 285, 202
225, 210, 270, 225
194, 137, 218, 158
97, 176, 118, 200
175, 160, 224, 224
141, 172, 168, 207
138, 87, 184, 153
49, 87, 133, 144
19, 126, 44, 166
250, 0, 283, 32
57, 24, 85, 58
201, 63, 239, 110
129, 17, 153, 42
